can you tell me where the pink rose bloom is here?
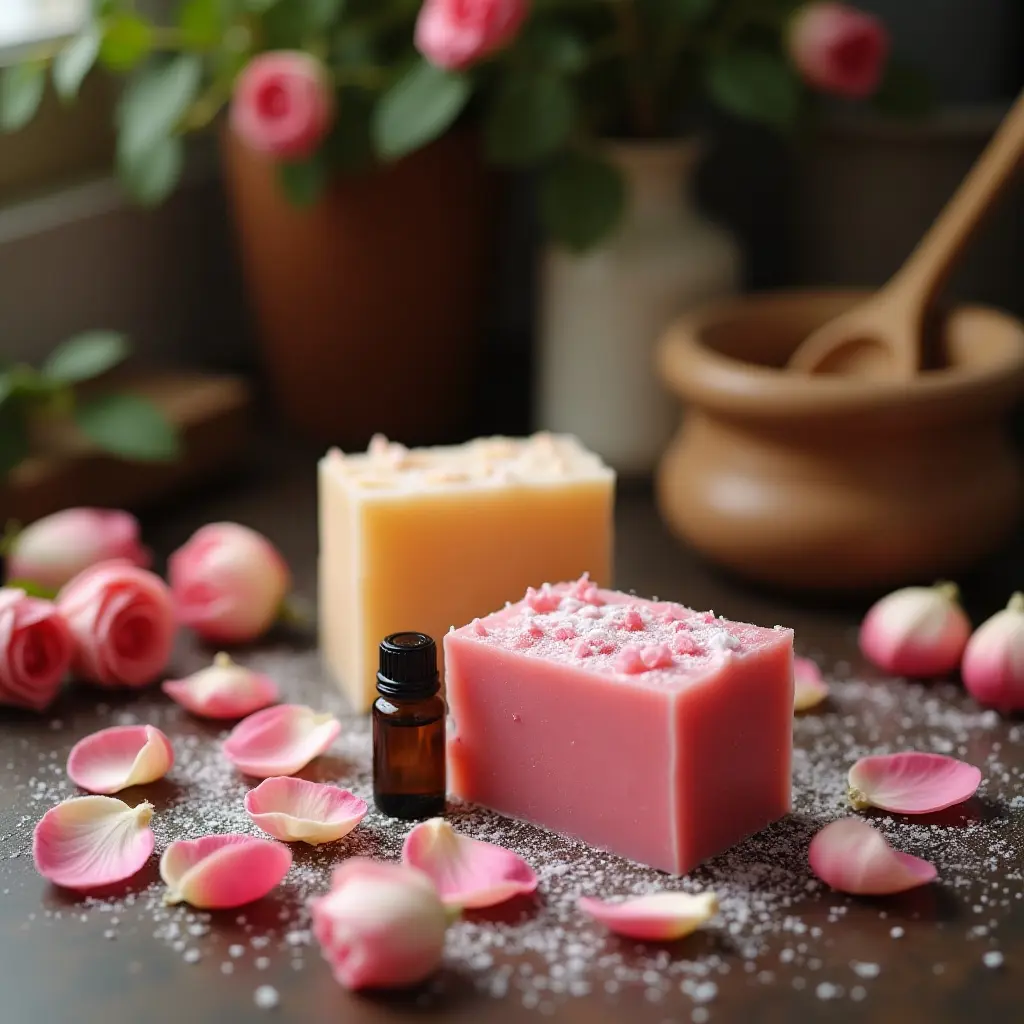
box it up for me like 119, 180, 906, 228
57, 563, 176, 688
789, 2, 889, 98
230, 51, 335, 160
6, 508, 149, 592
415, 0, 529, 71
0, 589, 75, 711
311, 859, 449, 990
169, 523, 290, 645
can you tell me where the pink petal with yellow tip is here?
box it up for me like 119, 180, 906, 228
401, 818, 537, 909
160, 834, 292, 908
794, 656, 829, 712
245, 777, 367, 845
808, 818, 937, 895
33, 796, 154, 890
222, 704, 340, 778
67, 724, 174, 794
578, 890, 719, 941
162, 652, 279, 719
848, 752, 981, 814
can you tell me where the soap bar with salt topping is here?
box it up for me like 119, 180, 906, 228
444, 579, 794, 874
318, 435, 614, 712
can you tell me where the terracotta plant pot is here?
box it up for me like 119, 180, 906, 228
223, 130, 499, 447
656, 290, 1024, 591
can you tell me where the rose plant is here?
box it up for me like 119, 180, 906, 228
0, 1, 921, 250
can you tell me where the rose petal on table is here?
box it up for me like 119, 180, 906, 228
163, 652, 279, 720
33, 796, 155, 890
808, 818, 937, 895
578, 891, 719, 941
401, 818, 537, 909
245, 777, 368, 845
793, 656, 829, 712
66, 724, 174, 794
848, 752, 981, 814
160, 834, 292, 908
222, 704, 340, 777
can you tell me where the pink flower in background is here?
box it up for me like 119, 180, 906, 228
788, 3, 889, 98
169, 523, 290, 644
310, 859, 450, 991
416, 0, 529, 71
57, 563, 176, 688
6, 508, 149, 592
0, 588, 75, 711
231, 51, 335, 160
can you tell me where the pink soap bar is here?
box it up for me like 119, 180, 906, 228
444, 578, 794, 874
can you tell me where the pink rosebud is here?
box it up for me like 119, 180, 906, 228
230, 51, 335, 160
6, 508, 149, 592
788, 3, 889, 98
310, 859, 450, 991
169, 523, 290, 644
0, 588, 75, 711
415, 0, 529, 72
57, 563, 176, 688
961, 592, 1024, 713
859, 581, 970, 678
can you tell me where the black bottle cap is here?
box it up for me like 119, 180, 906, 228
377, 632, 439, 699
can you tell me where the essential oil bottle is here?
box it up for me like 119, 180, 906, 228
372, 632, 446, 820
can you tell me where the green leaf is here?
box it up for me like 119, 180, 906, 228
540, 152, 627, 253
485, 71, 575, 166
74, 394, 180, 462
0, 64, 46, 133
305, 0, 345, 28
118, 133, 185, 206
117, 55, 203, 160
373, 59, 471, 161
99, 13, 155, 72
0, 404, 30, 479
42, 331, 129, 384
178, 0, 223, 48
706, 49, 800, 129
4, 579, 58, 600
0, 373, 12, 408
871, 60, 934, 121
523, 27, 587, 74
278, 158, 328, 207
53, 28, 102, 102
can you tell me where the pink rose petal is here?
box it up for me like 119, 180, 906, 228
578, 891, 719, 941
67, 724, 174, 794
848, 752, 981, 814
401, 818, 537, 909
33, 796, 154, 890
794, 656, 829, 712
160, 834, 292, 908
162, 652, 279, 720
222, 704, 340, 778
808, 818, 937, 895
245, 777, 368, 845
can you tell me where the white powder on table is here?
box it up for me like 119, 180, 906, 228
1, 648, 1021, 1014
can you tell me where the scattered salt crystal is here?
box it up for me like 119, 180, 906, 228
816, 982, 840, 1000
183, 949, 201, 964
851, 961, 880, 979
692, 1010, 710, 1024
851, 985, 867, 1001
253, 986, 279, 1010
983, 951, 1004, 969
221, 962, 234, 975
890, 927, 905, 938
255, 957, 271, 971
229, 944, 246, 958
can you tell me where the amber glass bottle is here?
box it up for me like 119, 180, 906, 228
372, 632, 446, 820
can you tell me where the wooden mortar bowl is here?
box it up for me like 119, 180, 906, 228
655, 290, 1024, 591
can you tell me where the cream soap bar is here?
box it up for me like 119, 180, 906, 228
318, 434, 615, 712
445, 580, 794, 874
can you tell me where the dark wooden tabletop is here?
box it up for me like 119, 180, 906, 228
1, 448, 1021, 1024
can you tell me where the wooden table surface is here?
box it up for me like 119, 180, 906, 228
1, 450, 1021, 1024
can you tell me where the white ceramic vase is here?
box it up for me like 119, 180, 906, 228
536, 141, 740, 475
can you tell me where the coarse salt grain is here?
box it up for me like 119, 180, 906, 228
254, 985, 279, 1010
